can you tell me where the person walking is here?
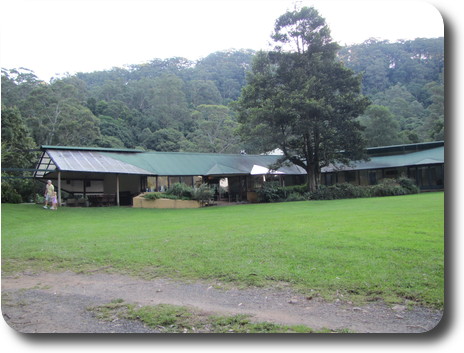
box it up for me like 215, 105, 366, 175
50, 191, 58, 210
43, 180, 54, 209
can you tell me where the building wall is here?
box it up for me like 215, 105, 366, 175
61, 179, 104, 194
321, 164, 444, 190
407, 164, 444, 189
103, 174, 142, 194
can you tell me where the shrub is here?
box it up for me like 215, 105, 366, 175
370, 179, 406, 197
144, 192, 161, 200
309, 185, 339, 200
144, 192, 188, 201
282, 184, 308, 196
166, 183, 193, 199
1, 178, 39, 203
285, 192, 308, 202
335, 183, 371, 199
35, 193, 45, 204
397, 176, 420, 194
256, 182, 286, 203
192, 183, 214, 204
1, 181, 23, 203
308, 178, 419, 201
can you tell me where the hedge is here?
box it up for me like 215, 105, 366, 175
257, 177, 419, 203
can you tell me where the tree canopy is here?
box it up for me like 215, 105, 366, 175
237, 6, 369, 191
2, 34, 443, 156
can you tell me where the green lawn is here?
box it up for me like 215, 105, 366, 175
1, 192, 444, 308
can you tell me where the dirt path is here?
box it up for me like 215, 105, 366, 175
1, 271, 443, 333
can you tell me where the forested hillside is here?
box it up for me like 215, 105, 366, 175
2, 37, 444, 158
338, 37, 444, 145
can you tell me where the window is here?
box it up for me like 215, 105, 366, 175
169, 177, 180, 185
324, 173, 334, 186
431, 165, 444, 186
344, 171, 356, 183
369, 171, 377, 185
385, 169, 399, 178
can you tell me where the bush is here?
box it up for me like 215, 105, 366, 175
282, 184, 308, 196
35, 193, 45, 204
309, 178, 419, 201
370, 179, 406, 197
166, 183, 193, 199
144, 192, 161, 200
397, 176, 420, 194
285, 192, 308, 202
192, 183, 214, 204
1, 178, 39, 203
144, 192, 188, 201
256, 182, 286, 203
1, 181, 23, 203
309, 184, 368, 200
335, 183, 371, 199
309, 185, 340, 200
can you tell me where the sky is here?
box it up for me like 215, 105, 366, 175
0, 0, 447, 82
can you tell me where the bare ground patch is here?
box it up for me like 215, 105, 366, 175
1, 271, 443, 333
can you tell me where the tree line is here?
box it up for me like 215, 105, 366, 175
2, 37, 443, 154
339, 37, 444, 145
1, 50, 254, 155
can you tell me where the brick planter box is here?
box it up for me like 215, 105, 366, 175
132, 194, 201, 209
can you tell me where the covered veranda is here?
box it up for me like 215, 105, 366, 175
34, 146, 153, 206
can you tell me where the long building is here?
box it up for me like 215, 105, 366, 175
33, 141, 444, 206
321, 141, 444, 190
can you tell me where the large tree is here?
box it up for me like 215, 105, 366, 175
237, 6, 369, 191
1, 105, 36, 168
1, 105, 38, 203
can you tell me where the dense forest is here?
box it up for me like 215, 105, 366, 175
2, 37, 444, 160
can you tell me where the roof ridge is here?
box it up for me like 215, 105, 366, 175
140, 150, 272, 157
41, 145, 144, 153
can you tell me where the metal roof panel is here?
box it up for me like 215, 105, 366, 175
47, 150, 153, 175
106, 151, 307, 176
323, 146, 444, 172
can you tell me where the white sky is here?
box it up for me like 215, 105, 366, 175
0, 0, 447, 81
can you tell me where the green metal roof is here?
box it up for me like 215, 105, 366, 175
41, 145, 144, 153
38, 143, 444, 178
37, 149, 153, 177
206, 163, 247, 176
38, 146, 305, 176
323, 146, 444, 172
366, 141, 444, 156
105, 151, 305, 176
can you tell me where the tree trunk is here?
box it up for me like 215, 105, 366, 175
306, 164, 321, 192
306, 165, 316, 192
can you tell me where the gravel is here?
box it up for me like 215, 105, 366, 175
1, 271, 443, 333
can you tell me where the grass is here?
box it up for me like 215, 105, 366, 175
1, 192, 444, 308
87, 299, 344, 333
